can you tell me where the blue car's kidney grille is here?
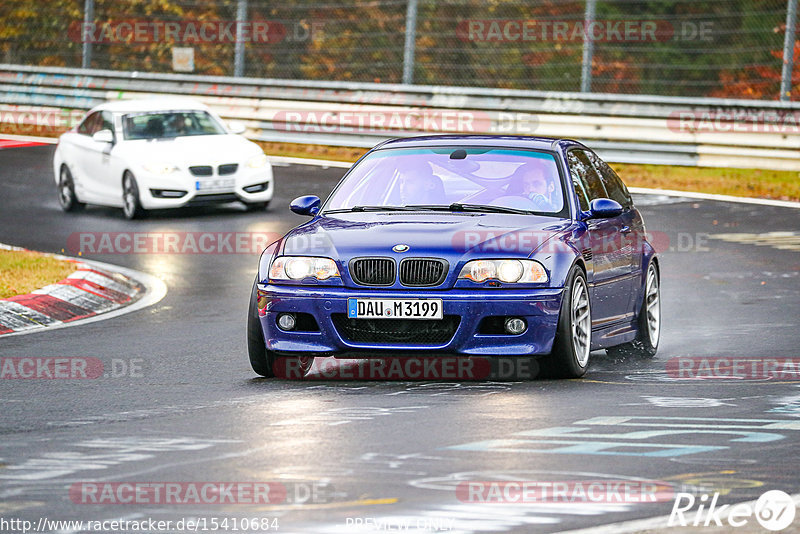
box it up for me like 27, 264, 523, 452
350, 258, 395, 286
332, 314, 460, 345
399, 258, 448, 287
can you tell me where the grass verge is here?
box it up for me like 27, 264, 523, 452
0, 249, 76, 299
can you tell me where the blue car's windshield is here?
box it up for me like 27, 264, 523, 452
323, 147, 566, 216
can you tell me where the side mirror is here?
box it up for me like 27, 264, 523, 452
290, 195, 321, 216
228, 121, 246, 135
92, 129, 114, 144
587, 198, 623, 219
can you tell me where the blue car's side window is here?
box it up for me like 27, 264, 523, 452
586, 151, 633, 209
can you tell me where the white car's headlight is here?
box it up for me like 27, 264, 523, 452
247, 153, 268, 169
142, 162, 179, 175
459, 259, 548, 283
269, 256, 340, 281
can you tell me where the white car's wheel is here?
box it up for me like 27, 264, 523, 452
122, 172, 145, 220
58, 166, 84, 212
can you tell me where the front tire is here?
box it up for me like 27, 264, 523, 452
540, 266, 592, 378
606, 262, 660, 359
58, 166, 85, 212
247, 278, 314, 378
122, 172, 145, 220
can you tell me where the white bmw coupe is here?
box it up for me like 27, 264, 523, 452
53, 98, 273, 219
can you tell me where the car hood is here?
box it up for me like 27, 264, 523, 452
281, 212, 572, 263
119, 134, 260, 165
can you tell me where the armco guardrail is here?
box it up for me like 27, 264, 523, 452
2, 64, 800, 170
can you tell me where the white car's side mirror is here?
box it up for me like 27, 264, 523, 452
92, 129, 114, 144
228, 121, 246, 135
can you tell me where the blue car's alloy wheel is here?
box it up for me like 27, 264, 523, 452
540, 266, 591, 378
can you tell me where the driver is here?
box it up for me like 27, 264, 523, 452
510, 163, 557, 211
173, 114, 189, 136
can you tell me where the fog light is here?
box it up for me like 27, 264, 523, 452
277, 313, 296, 331
504, 317, 526, 335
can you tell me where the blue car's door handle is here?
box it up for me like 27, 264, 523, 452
620, 225, 632, 233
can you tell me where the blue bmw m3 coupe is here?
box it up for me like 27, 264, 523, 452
248, 135, 661, 378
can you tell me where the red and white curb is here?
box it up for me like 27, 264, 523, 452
0, 245, 167, 337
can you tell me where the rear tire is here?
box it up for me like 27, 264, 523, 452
247, 278, 314, 378
539, 266, 591, 379
122, 172, 145, 220
606, 262, 660, 359
58, 166, 85, 212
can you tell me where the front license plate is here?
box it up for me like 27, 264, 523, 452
195, 178, 235, 191
347, 298, 443, 320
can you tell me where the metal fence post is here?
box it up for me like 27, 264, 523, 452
781, 0, 798, 101
580, 0, 596, 93
81, 0, 94, 69
402, 0, 418, 85
234, 0, 248, 77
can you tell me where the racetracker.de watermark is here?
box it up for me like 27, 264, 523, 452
270, 109, 536, 135
276, 356, 539, 381
0, 107, 84, 132
69, 481, 332, 505
67, 232, 281, 255
666, 357, 800, 380
668, 110, 800, 134
456, 480, 675, 503
457, 19, 713, 43
68, 20, 323, 44
0, 357, 144, 379
451, 230, 706, 255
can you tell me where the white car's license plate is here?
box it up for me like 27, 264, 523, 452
196, 178, 235, 191
347, 298, 443, 320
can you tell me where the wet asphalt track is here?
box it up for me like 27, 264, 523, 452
1, 145, 799, 533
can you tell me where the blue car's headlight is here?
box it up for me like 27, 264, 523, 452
458, 259, 548, 284
269, 256, 340, 281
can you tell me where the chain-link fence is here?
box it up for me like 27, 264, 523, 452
1, 0, 797, 100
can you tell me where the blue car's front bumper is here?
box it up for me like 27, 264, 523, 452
257, 284, 564, 357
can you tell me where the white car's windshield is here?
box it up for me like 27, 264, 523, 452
324, 146, 567, 216
122, 111, 226, 140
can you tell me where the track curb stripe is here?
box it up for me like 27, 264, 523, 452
0, 244, 156, 336
4, 293, 94, 322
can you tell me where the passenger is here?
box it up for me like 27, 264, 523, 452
398, 166, 446, 205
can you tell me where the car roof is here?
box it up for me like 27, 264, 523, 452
376, 134, 585, 151
90, 98, 211, 114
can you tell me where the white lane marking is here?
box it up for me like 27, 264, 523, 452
270, 405, 430, 426
637, 396, 737, 408
628, 186, 800, 209
0, 438, 237, 481
708, 231, 800, 252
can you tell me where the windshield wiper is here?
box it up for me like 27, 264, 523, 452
406, 203, 533, 215
325, 205, 418, 213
